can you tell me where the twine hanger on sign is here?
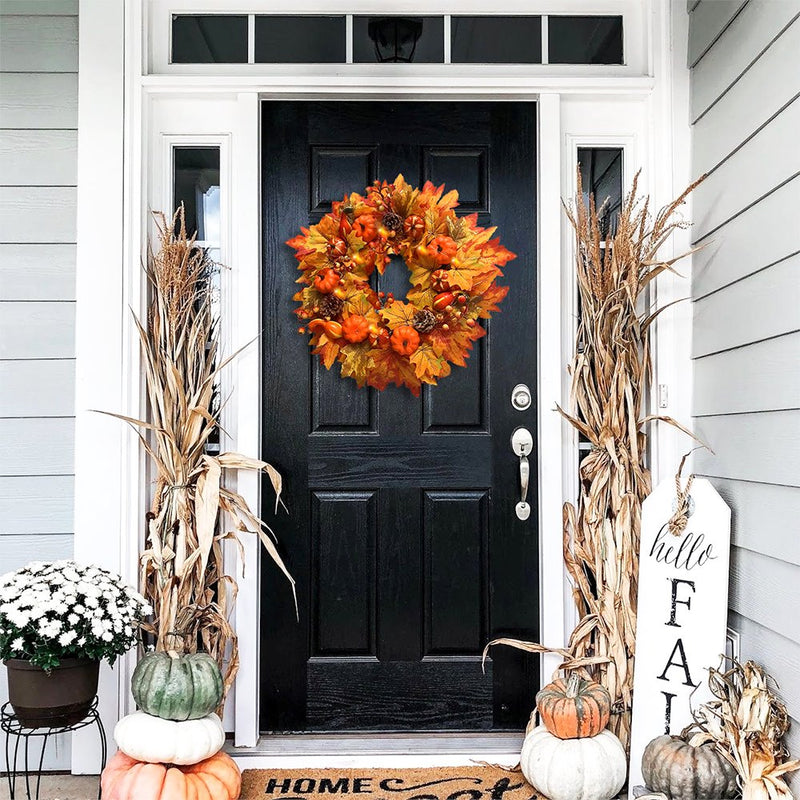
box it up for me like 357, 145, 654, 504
667, 449, 701, 537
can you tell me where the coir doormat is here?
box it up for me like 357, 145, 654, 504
241, 767, 540, 800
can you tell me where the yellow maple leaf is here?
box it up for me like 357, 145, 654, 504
380, 301, 417, 330
339, 342, 374, 388
410, 343, 451, 383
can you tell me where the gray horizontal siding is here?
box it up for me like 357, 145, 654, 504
0, 14, 77, 71
0, 301, 76, 359
0, 186, 77, 242
0, 418, 75, 476
0, 359, 75, 416
0, 130, 78, 185
0, 73, 78, 128
690, 0, 800, 758
0, 475, 74, 535
0, 244, 76, 300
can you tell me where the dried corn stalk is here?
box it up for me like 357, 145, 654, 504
486, 170, 703, 752
104, 208, 295, 705
686, 659, 800, 799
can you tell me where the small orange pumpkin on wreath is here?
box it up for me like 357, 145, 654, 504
288, 174, 516, 396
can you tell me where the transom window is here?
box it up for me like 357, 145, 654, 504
170, 13, 624, 65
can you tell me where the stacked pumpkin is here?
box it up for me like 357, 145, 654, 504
101, 652, 241, 800
520, 674, 627, 800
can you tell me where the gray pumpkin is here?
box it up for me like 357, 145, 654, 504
642, 735, 739, 800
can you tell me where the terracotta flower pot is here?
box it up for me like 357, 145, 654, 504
4, 658, 99, 728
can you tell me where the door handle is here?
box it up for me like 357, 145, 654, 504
510, 427, 533, 521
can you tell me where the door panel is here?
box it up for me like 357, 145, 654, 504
260, 101, 539, 733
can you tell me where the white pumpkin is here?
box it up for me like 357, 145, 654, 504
521, 724, 627, 800
113, 711, 224, 765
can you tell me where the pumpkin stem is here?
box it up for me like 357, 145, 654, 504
167, 650, 180, 660
565, 672, 583, 698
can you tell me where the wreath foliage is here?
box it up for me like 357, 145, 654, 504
289, 174, 515, 395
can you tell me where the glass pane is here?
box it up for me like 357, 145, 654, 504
171, 15, 248, 64
255, 16, 346, 63
577, 147, 623, 237
451, 16, 542, 64
173, 147, 221, 242
549, 16, 623, 64
353, 17, 444, 63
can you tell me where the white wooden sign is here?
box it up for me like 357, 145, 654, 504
628, 477, 731, 795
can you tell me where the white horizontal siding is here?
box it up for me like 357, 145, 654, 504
0, 475, 74, 535
0, 73, 78, 128
0, 244, 76, 300
692, 254, 800, 357
687, 0, 747, 68
728, 548, 800, 645
693, 16, 800, 176
691, 0, 800, 122
691, 177, 799, 298
712, 479, 800, 567
0, 301, 75, 359
694, 411, 800, 487
0, 130, 78, 186
0, 359, 75, 416
0, 418, 74, 476
0, 186, 77, 243
0, 14, 77, 71
694, 332, 800, 416
692, 96, 800, 240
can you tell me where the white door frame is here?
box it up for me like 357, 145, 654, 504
73, 0, 692, 770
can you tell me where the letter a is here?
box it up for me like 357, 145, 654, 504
657, 638, 698, 687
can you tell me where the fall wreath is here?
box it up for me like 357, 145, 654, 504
289, 174, 516, 396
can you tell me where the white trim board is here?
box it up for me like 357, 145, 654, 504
73, 0, 693, 767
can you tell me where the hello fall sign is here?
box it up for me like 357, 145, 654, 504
628, 476, 731, 794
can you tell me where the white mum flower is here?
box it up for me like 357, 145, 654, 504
11, 637, 24, 651
58, 630, 77, 646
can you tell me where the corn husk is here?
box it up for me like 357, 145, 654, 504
485, 170, 704, 752
686, 659, 800, 799
102, 208, 295, 707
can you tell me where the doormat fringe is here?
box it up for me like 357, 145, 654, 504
241, 766, 541, 800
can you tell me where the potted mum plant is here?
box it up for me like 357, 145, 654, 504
0, 560, 150, 728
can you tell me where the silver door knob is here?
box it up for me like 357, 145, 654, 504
510, 427, 533, 520
511, 383, 532, 411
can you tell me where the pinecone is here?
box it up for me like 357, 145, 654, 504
413, 308, 437, 333
320, 294, 344, 319
382, 211, 404, 233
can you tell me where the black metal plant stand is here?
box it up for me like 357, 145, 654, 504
1, 697, 107, 800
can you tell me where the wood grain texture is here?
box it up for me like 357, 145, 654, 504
729, 611, 800, 703
728, 547, 800, 644
0, 359, 75, 416
0, 72, 77, 128
694, 411, 800, 487
692, 254, 800, 357
693, 332, 800, 416
0, 243, 75, 300
691, 177, 799, 298
691, 0, 800, 122
0, 130, 77, 186
0, 532, 72, 572
0, 475, 74, 534
710, 478, 800, 567
693, 17, 800, 175
688, 0, 747, 67
0, 301, 75, 359
0, 186, 76, 243
0, 417, 74, 476
692, 97, 800, 241
0, 14, 77, 72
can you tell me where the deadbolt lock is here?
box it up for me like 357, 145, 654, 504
511, 383, 532, 411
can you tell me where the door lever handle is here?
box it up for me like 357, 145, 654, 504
510, 427, 533, 521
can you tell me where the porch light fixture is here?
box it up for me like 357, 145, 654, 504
368, 17, 423, 62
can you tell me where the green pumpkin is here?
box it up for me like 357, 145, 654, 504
131, 651, 224, 721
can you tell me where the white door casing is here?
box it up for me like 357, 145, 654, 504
73, 0, 693, 770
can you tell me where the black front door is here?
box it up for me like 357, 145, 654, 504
260, 101, 539, 733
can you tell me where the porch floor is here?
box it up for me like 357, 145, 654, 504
0, 773, 99, 800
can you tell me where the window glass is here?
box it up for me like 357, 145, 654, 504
577, 147, 623, 237
173, 147, 221, 242
451, 16, 542, 64
549, 16, 623, 65
353, 16, 444, 63
255, 16, 346, 63
171, 15, 248, 64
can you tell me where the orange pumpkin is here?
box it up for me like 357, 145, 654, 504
403, 214, 425, 240
341, 314, 371, 343
390, 325, 420, 356
353, 214, 379, 243
535, 673, 611, 739
101, 750, 241, 800
313, 268, 340, 294
429, 235, 458, 265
